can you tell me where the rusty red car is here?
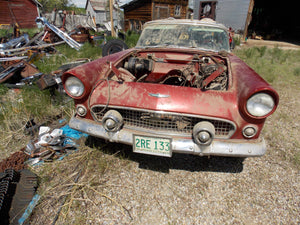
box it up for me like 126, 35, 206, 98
62, 18, 279, 158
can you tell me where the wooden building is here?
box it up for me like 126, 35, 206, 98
85, 0, 109, 25
85, 0, 121, 28
121, 0, 189, 32
0, 0, 42, 28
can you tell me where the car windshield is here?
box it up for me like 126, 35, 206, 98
136, 24, 230, 52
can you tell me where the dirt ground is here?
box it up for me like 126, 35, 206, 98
241, 39, 300, 50
28, 41, 300, 224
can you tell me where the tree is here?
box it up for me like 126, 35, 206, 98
37, 0, 75, 13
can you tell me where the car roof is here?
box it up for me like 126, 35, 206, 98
143, 18, 228, 31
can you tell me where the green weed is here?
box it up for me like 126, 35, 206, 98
0, 28, 13, 38
293, 67, 300, 76
0, 86, 70, 158
0, 27, 42, 39
125, 31, 140, 48
255, 46, 267, 57
233, 36, 240, 46
243, 48, 257, 59
294, 151, 300, 169
0, 85, 8, 96
35, 42, 102, 73
34, 54, 67, 74
234, 47, 300, 84
78, 42, 102, 59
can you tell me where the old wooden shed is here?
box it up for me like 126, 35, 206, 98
0, 0, 42, 28
121, 0, 190, 32
85, 0, 121, 27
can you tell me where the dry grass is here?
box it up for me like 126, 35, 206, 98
30, 136, 300, 224
30, 141, 134, 224
0, 86, 72, 160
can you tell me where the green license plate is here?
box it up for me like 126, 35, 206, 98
133, 135, 172, 157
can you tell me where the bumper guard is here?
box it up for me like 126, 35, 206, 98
70, 116, 266, 157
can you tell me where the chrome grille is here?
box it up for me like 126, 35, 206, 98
91, 106, 235, 138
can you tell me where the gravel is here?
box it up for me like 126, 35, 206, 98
30, 83, 300, 224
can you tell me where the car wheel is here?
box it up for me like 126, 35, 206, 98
102, 39, 128, 57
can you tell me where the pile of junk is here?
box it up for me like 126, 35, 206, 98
0, 123, 88, 224
0, 11, 105, 224
0, 12, 128, 91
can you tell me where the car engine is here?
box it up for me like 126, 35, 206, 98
111, 52, 229, 91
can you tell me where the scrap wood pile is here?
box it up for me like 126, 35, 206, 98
0, 17, 92, 90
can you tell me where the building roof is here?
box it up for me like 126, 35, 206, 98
120, 0, 152, 10
32, 0, 42, 7
85, 0, 107, 11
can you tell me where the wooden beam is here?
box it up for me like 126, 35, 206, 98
110, 0, 116, 37
243, 0, 255, 41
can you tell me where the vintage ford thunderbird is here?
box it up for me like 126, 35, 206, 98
62, 18, 279, 158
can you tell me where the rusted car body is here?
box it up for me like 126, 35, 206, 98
62, 18, 279, 158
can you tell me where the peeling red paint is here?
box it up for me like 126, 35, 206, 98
62, 47, 278, 141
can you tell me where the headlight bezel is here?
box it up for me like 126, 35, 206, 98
64, 76, 85, 98
246, 92, 276, 118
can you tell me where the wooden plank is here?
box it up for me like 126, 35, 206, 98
0, 41, 65, 55
243, 0, 254, 41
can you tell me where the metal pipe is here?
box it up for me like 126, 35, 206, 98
35, 17, 81, 51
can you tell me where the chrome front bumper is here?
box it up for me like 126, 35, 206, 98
70, 116, 266, 157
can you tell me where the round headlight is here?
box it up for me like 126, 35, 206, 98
65, 76, 84, 97
246, 93, 275, 117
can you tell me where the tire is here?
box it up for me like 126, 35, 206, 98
102, 39, 128, 57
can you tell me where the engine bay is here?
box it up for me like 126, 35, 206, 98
111, 51, 229, 91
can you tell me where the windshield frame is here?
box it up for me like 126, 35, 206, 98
136, 20, 230, 52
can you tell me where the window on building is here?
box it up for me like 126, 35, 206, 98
174, 5, 181, 17
153, 5, 169, 20
199, 1, 217, 20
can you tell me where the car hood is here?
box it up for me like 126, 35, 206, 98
89, 80, 240, 121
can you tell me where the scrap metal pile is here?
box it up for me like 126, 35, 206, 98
0, 169, 38, 225
0, 124, 88, 223
0, 16, 95, 223
0, 17, 92, 90
24, 125, 86, 165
